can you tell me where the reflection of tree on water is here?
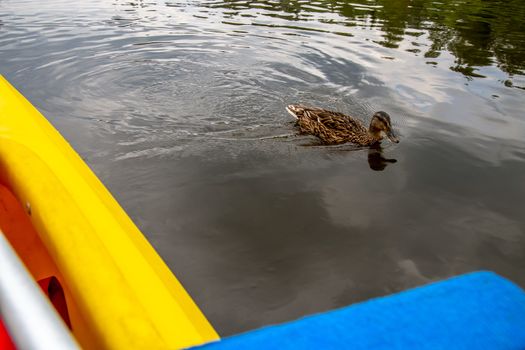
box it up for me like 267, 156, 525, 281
368, 144, 397, 171
355, 0, 525, 78
210, 0, 525, 80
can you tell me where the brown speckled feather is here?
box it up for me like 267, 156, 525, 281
288, 105, 376, 145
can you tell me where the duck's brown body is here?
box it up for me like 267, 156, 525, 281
286, 104, 398, 146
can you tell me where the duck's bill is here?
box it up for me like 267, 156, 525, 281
387, 131, 400, 143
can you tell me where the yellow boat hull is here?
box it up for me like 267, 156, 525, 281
0, 75, 218, 349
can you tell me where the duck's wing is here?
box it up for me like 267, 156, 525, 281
313, 109, 367, 133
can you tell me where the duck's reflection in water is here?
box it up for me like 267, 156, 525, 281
368, 144, 397, 171
301, 141, 398, 171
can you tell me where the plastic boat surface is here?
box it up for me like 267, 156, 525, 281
0, 75, 218, 349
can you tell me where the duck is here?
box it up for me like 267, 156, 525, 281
286, 104, 399, 146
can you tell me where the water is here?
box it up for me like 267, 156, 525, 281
2, 0, 525, 336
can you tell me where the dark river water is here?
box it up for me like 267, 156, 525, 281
2, 0, 525, 336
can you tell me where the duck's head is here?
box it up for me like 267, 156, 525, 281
369, 111, 399, 143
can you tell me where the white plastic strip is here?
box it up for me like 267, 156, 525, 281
0, 232, 80, 350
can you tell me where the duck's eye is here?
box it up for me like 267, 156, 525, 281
378, 118, 389, 127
